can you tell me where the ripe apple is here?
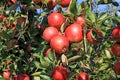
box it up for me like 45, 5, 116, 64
86, 29, 103, 44
76, 72, 90, 80
17, 17, 26, 26
113, 61, 120, 75
12, 0, 17, 3
65, 23, 83, 43
26, 44, 31, 53
6, 0, 17, 6
40, 0, 56, 9
50, 34, 69, 53
9, 23, 16, 30
75, 16, 86, 28
43, 27, 59, 42
52, 66, 68, 80
58, 0, 71, 7
17, 74, 30, 80
112, 26, 120, 42
48, 12, 65, 30
2, 69, 11, 80
12, 75, 18, 80
111, 42, 120, 57
47, 0, 57, 9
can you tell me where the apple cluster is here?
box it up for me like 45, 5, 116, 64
42, 8, 91, 80
111, 26, 120, 75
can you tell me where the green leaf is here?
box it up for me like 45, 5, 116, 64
0, 42, 3, 51
32, 53, 40, 58
70, 0, 77, 16
87, 8, 96, 22
85, 18, 93, 26
69, 64, 77, 69
99, 13, 107, 20
99, 63, 109, 71
40, 55, 45, 63
31, 72, 41, 76
40, 56, 50, 68
40, 61, 50, 68
40, 74, 51, 80
0, 78, 7, 80
44, 57, 51, 63
33, 61, 41, 69
48, 50, 55, 62
63, 12, 74, 17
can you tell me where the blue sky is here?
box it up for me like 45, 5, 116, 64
77, 0, 120, 16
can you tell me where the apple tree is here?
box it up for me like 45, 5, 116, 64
0, 0, 120, 80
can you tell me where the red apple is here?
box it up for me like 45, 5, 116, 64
75, 16, 86, 28
111, 42, 120, 57
43, 27, 59, 42
113, 61, 120, 75
65, 23, 83, 43
52, 66, 68, 80
76, 72, 90, 80
17, 74, 30, 80
58, 0, 71, 7
50, 34, 69, 54
112, 26, 120, 42
48, 12, 65, 30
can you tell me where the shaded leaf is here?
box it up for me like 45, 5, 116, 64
113, 17, 120, 23
81, 1, 88, 9
7, 3, 19, 11
70, 0, 77, 16
48, 50, 55, 62
112, 2, 119, 6
98, 0, 113, 4
76, 3, 82, 16
20, 0, 32, 3
97, 16, 111, 24
0, 31, 10, 40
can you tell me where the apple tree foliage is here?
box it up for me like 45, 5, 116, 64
0, 0, 120, 80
